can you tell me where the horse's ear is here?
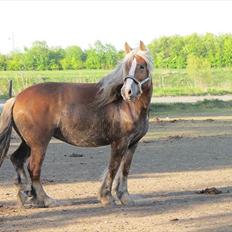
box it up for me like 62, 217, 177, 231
124, 42, 132, 54
139, 41, 146, 51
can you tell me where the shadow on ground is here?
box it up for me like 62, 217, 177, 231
1, 186, 232, 232
1, 120, 232, 231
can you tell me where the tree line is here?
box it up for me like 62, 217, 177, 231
0, 40, 122, 71
149, 33, 232, 69
0, 33, 231, 71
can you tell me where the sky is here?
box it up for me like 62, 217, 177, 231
0, 0, 231, 54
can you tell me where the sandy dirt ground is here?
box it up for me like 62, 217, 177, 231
1, 119, 232, 232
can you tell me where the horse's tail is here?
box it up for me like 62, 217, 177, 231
0, 98, 16, 167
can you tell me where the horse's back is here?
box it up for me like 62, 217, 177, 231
16, 82, 98, 104
12, 82, 99, 145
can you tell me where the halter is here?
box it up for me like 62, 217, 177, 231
123, 58, 151, 95
124, 75, 150, 95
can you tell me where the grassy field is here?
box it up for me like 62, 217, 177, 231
0, 68, 232, 98
150, 100, 232, 118
0, 70, 109, 98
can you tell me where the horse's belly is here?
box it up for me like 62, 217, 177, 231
54, 126, 110, 147
67, 136, 110, 147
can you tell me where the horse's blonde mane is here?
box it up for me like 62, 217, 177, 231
94, 46, 153, 107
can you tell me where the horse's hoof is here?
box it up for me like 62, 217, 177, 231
29, 197, 58, 208
44, 197, 58, 207
17, 191, 28, 207
17, 189, 37, 207
29, 199, 46, 208
99, 196, 116, 206
118, 193, 135, 206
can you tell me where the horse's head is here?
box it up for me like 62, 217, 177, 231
121, 41, 153, 102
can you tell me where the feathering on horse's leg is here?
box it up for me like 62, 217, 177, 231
10, 141, 30, 185
113, 143, 137, 205
10, 141, 32, 206
27, 145, 57, 208
99, 139, 128, 206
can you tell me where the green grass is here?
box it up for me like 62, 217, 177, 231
0, 68, 232, 98
153, 68, 232, 96
0, 70, 110, 98
150, 99, 232, 118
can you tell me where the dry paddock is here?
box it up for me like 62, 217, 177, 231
1, 119, 232, 232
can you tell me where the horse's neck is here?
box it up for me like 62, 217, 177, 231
135, 87, 153, 115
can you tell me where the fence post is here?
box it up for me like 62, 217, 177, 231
8, 80, 13, 98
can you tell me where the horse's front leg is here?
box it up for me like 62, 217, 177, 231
99, 139, 128, 206
112, 143, 137, 206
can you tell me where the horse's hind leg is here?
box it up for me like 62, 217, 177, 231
99, 140, 127, 206
27, 145, 57, 208
11, 141, 30, 184
10, 141, 31, 206
112, 143, 137, 205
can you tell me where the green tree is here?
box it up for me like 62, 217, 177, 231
7, 51, 24, 70
61, 46, 84, 70
222, 34, 232, 67
85, 47, 100, 69
49, 47, 65, 70
148, 33, 232, 69
85, 41, 118, 69
117, 50, 124, 61
0, 54, 7, 70
103, 43, 118, 69
23, 41, 50, 70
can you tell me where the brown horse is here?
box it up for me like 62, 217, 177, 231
0, 41, 153, 207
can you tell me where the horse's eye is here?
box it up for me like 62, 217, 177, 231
140, 65, 145, 70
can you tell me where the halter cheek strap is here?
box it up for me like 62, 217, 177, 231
124, 75, 150, 95
140, 76, 151, 86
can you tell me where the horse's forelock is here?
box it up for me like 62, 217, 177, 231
135, 49, 153, 74
93, 46, 153, 107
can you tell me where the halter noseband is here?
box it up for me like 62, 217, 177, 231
124, 75, 150, 95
